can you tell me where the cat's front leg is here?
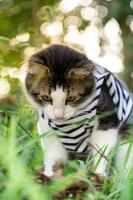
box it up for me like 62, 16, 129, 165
90, 128, 118, 176
42, 135, 68, 177
38, 117, 68, 177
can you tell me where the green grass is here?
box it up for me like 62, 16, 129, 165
0, 100, 133, 200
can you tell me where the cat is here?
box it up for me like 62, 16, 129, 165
25, 44, 133, 178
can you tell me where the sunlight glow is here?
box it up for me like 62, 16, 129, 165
104, 18, 121, 39
64, 16, 82, 27
17, 64, 28, 83
1, 67, 20, 79
81, 7, 97, 21
40, 21, 63, 37
8, 0, 125, 78
59, 0, 80, 13
8, 68, 20, 78
129, 19, 133, 31
1, 67, 11, 77
96, 54, 124, 73
126, 15, 133, 26
81, 26, 100, 59
96, 6, 108, 18
24, 47, 39, 61
16, 32, 30, 42
1, 65, 28, 83
79, 0, 93, 7
102, 18, 123, 70
0, 78, 10, 98
64, 26, 81, 44
130, 0, 133, 9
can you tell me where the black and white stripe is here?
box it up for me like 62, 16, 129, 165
39, 65, 133, 153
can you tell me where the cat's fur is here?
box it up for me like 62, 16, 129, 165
25, 45, 133, 177
25, 45, 95, 120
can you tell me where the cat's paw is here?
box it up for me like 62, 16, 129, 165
43, 164, 64, 180
51, 164, 64, 179
43, 168, 54, 177
35, 165, 64, 184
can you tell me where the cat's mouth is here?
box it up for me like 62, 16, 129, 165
54, 117, 65, 121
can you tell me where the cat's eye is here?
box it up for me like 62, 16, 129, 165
67, 95, 76, 102
42, 95, 51, 102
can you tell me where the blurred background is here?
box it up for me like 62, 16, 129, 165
0, 0, 133, 102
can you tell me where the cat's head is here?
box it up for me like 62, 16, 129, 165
25, 45, 95, 121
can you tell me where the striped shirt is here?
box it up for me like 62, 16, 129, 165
39, 65, 133, 153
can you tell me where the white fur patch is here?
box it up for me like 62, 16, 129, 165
51, 87, 66, 119
38, 116, 68, 177
89, 128, 118, 175
42, 86, 77, 120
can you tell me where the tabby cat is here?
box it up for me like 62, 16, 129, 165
25, 44, 133, 177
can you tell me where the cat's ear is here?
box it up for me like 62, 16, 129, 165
28, 62, 49, 75
68, 67, 92, 79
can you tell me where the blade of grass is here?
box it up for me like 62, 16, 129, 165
93, 145, 108, 173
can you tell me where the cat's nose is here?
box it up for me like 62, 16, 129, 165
54, 109, 65, 120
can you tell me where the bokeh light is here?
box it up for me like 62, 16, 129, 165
130, 0, 133, 9
59, 0, 80, 13
81, 7, 97, 21
129, 20, 133, 31
0, 78, 10, 98
64, 25, 81, 45
40, 21, 63, 37
24, 47, 39, 61
96, 54, 124, 73
96, 5, 108, 18
81, 25, 100, 59
79, 0, 93, 7
103, 18, 121, 39
16, 32, 30, 42
64, 16, 82, 27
